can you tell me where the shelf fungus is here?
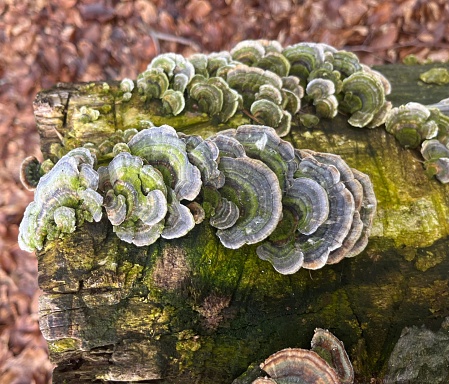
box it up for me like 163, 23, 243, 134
19, 122, 376, 274
385, 102, 438, 148
421, 139, 449, 183
253, 328, 353, 384
98, 152, 169, 246
18, 148, 103, 252
256, 147, 375, 274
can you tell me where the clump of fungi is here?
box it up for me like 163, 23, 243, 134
19, 124, 376, 275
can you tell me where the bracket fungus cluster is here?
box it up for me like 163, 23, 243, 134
385, 100, 449, 183
253, 328, 354, 384
18, 148, 103, 252
124, 39, 391, 137
19, 123, 376, 274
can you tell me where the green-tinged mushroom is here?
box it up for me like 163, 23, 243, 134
189, 81, 224, 116
215, 156, 283, 249
127, 125, 202, 201
421, 139, 449, 183
256, 51, 291, 77
188, 53, 209, 77
331, 50, 362, 79
306, 78, 339, 119
284, 177, 329, 235
20, 156, 45, 191
147, 53, 195, 93
161, 89, 185, 116
209, 196, 240, 230
102, 152, 168, 225
162, 189, 195, 239
257, 240, 304, 275
218, 125, 296, 192
100, 152, 168, 246
226, 65, 283, 108
230, 40, 265, 66
137, 68, 169, 99
385, 102, 438, 148
340, 71, 386, 128
282, 43, 327, 86
250, 99, 284, 128
182, 134, 224, 188
18, 148, 103, 252
209, 134, 247, 158
255, 84, 283, 105
120, 78, 134, 101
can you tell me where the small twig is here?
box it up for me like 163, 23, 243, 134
137, 23, 202, 55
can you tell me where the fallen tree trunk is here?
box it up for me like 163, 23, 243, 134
34, 62, 449, 383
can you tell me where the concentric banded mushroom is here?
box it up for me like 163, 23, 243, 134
253, 329, 353, 384
18, 148, 103, 252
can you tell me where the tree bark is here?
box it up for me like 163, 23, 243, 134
34, 62, 449, 383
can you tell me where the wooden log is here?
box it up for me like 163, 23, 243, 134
33, 62, 449, 383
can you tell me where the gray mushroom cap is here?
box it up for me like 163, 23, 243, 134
161, 189, 196, 240
296, 181, 355, 269
257, 241, 304, 275
209, 134, 247, 158
218, 125, 296, 192
284, 177, 330, 235
182, 134, 225, 189
215, 156, 283, 249
18, 149, 103, 252
345, 168, 377, 257
128, 125, 202, 201
105, 152, 168, 227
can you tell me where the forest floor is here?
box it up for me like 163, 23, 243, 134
1, 0, 448, 382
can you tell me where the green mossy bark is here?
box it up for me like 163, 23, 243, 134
34, 62, 449, 383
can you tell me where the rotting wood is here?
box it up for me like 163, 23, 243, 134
34, 62, 449, 383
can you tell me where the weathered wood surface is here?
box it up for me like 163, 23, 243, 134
34, 62, 449, 383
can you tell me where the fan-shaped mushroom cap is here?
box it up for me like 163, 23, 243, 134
209, 134, 247, 158
284, 177, 329, 235
209, 197, 240, 230
215, 156, 283, 249
331, 50, 362, 78
296, 181, 355, 269
311, 328, 354, 384
161, 89, 185, 116
147, 52, 195, 93
226, 65, 283, 108
183, 135, 224, 189
105, 152, 167, 227
136, 68, 169, 99
18, 149, 103, 252
421, 138, 449, 160
257, 241, 304, 275
128, 125, 202, 201
162, 190, 195, 240
340, 71, 386, 128
219, 125, 296, 191
259, 348, 341, 384
385, 102, 437, 148
345, 168, 377, 257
